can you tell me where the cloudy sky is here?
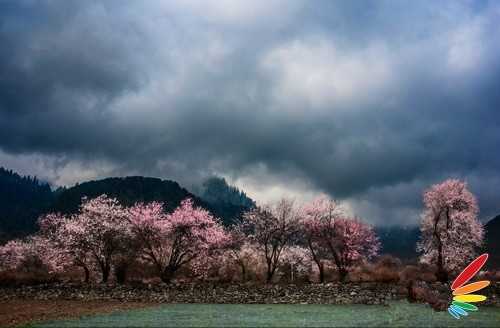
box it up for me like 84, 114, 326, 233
1, 0, 499, 225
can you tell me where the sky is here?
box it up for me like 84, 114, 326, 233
1, 0, 499, 226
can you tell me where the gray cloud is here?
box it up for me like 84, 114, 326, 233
1, 0, 499, 225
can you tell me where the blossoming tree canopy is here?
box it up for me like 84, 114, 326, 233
417, 179, 484, 282
128, 198, 229, 283
39, 195, 132, 283
300, 196, 380, 281
300, 196, 344, 282
0, 236, 66, 274
242, 198, 300, 283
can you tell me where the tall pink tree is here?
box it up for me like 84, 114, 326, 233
241, 198, 299, 283
328, 218, 380, 281
417, 179, 484, 282
128, 199, 229, 283
300, 196, 343, 282
68, 195, 131, 283
300, 196, 379, 282
38, 213, 93, 282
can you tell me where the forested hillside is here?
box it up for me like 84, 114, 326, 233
191, 176, 255, 224
0, 167, 54, 238
52, 177, 203, 214
0, 170, 254, 239
485, 215, 500, 268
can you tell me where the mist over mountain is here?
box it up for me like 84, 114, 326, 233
193, 176, 255, 208
191, 176, 256, 224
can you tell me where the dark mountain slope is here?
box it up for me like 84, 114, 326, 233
51, 176, 244, 225
375, 226, 420, 260
52, 176, 198, 213
191, 176, 255, 224
0, 167, 55, 238
485, 215, 500, 268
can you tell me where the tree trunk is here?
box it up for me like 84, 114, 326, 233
115, 263, 128, 284
318, 264, 325, 283
239, 262, 247, 282
312, 258, 325, 283
338, 268, 348, 282
436, 265, 448, 283
266, 266, 274, 283
434, 210, 449, 283
101, 264, 110, 283
83, 266, 90, 283
407, 280, 417, 303
435, 230, 448, 283
160, 266, 176, 283
308, 241, 324, 283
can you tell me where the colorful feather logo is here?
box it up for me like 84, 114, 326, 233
447, 253, 490, 319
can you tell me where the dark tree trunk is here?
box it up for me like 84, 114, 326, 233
101, 264, 110, 283
83, 266, 90, 283
436, 266, 448, 283
115, 263, 128, 284
318, 264, 325, 283
308, 240, 324, 283
160, 266, 176, 283
239, 262, 247, 282
435, 228, 448, 283
266, 265, 275, 283
407, 280, 417, 302
338, 268, 348, 282
434, 209, 449, 283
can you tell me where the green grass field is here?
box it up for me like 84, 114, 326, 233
36, 302, 500, 327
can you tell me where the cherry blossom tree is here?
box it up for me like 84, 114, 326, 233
417, 179, 484, 282
68, 195, 131, 283
280, 246, 312, 282
300, 196, 380, 282
0, 236, 66, 274
225, 223, 260, 281
328, 218, 380, 281
38, 213, 93, 282
300, 196, 343, 282
128, 199, 229, 283
241, 199, 299, 283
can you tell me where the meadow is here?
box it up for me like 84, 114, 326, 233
36, 302, 500, 328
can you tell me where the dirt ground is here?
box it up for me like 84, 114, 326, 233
0, 299, 154, 327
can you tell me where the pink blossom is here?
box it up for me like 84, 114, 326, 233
128, 198, 229, 283
417, 179, 484, 281
300, 196, 380, 282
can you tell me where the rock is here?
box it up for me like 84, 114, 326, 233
0, 281, 495, 306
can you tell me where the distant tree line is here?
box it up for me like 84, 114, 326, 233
0, 167, 54, 237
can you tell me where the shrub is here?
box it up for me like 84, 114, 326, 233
0, 270, 59, 287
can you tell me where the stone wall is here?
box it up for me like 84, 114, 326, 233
0, 282, 498, 306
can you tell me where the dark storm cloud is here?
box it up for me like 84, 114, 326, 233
1, 0, 500, 225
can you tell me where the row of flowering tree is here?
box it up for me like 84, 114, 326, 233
234, 198, 381, 283
0, 194, 382, 284
2, 178, 480, 284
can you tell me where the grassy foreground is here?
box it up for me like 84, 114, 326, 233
36, 302, 500, 327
